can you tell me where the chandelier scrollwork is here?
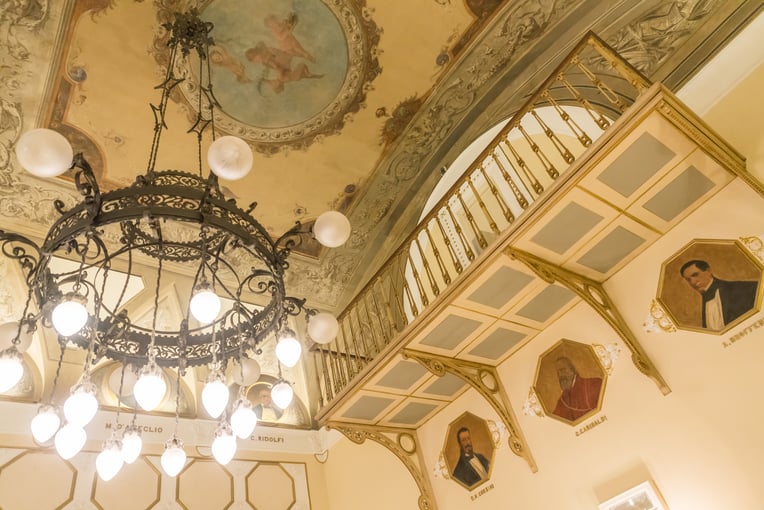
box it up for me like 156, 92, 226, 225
0, 9, 350, 480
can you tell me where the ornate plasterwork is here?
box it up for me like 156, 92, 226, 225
331, 0, 586, 304
597, 0, 722, 76
154, 0, 382, 155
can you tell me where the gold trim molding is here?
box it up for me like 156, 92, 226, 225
507, 247, 671, 395
402, 349, 537, 473
327, 422, 438, 510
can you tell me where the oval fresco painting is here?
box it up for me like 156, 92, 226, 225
203, 0, 348, 127
169, 0, 381, 153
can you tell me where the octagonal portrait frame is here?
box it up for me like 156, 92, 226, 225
533, 339, 607, 426
441, 411, 495, 492
657, 239, 762, 335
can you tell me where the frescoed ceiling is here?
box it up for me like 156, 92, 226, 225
0, 0, 758, 311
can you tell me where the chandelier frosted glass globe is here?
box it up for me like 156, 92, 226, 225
313, 211, 351, 248
63, 382, 99, 427
161, 437, 186, 477
15, 128, 74, 178
133, 363, 166, 411
121, 426, 143, 464
230, 398, 257, 439
230, 356, 261, 386
51, 294, 88, 337
202, 372, 229, 419
0, 347, 24, 393
275, 334, 302, 368
270, 381, 293, 410
207, 135, 253, 181
189, 285, 221, 325
96, 439, 124, 481
211, 425, 237, 465
54, 423, 87, 460
307, 312, 339, 344
0, 321, 34, 352
31, 405, 61, 443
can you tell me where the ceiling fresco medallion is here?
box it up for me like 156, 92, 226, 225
165, 0, 381, 154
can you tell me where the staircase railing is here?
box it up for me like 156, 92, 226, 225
311, 32, 650, 413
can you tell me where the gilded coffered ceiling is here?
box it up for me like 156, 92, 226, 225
0, 0, 758, 310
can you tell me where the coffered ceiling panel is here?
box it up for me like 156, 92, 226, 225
502, 283, 578, 329
379, 397, 446, 428
513, 187, 621, 265
455, 257, 539, 316
627, 148, 733, 232
335, 391, 404, 424
458, 320, 537, 366
579, 111, 698, 208
367, 356, 431, 396
409, 306, 493, 356
416, 373, 468, 401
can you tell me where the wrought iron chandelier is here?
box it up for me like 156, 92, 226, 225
0, 11, 348, 480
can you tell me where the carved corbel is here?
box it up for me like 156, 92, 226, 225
402, 349, 537, 473
506, 247, 670, 395
327, 422, 438, 510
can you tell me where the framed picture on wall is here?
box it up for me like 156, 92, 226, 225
598, 481, 668, 510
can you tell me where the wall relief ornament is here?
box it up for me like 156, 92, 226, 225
594, 0, 721, 76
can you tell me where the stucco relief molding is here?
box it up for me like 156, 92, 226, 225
643, 299, 677, 334
331, 0, 585, 301
327, 422, 437, 510
506, 247, 672, 396
402, 348, 537, 473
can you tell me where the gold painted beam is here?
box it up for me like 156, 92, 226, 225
327, 422, 438, 510
506, 247, 671, 395
402, 349, 537, 473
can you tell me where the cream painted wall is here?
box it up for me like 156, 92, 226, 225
415, 181, 764, 510
322, 17, 764, 510
323, 435, 420, 509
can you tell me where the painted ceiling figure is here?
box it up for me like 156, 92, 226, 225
552, 356, 602, 422
264, 13, 315, 62
680, 259, 759, 330
245, 42, 323, 94
451, 427, 490, 487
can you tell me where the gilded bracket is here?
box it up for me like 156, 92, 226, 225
402, 348, 538, 473
326, 422, 438, 510
506, 247, 671, 395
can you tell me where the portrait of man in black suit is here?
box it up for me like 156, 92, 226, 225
451, 426, 490, 488
680, 259, 759, 330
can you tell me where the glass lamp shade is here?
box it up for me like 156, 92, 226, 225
133, 362, 166, 411
202, 372, 229, 419
96, 439, 124, 481
275, 334, 302, 368
307, 312, 339, 345
51, 294, 88, 337
121, 426, 143, 464
230, 398, 257, 439
0, 347, 24, 393
161, 437, 186, 477
31, 405, 61, 443
15, 128, 73, 178
54, 423, 86, 460
313, 211, 351, 248
230, 356, 261, 386
207, 135, 253, 181
0, 321, 34, 352
211, 425, 237, 465
63, 382, 99, 427
270, 381, 293, 410
189, 285, 221, 325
